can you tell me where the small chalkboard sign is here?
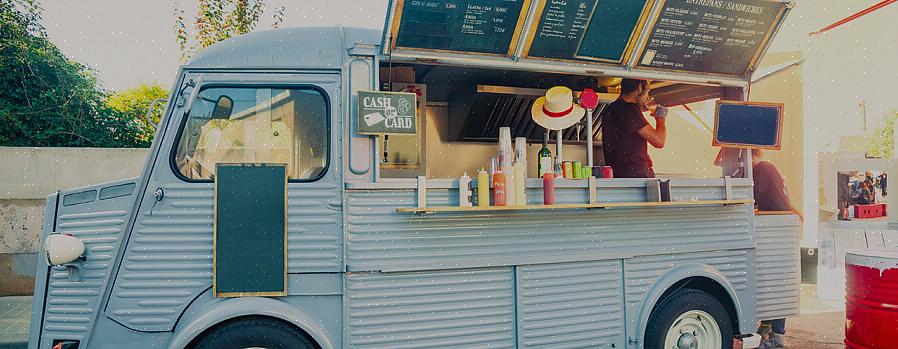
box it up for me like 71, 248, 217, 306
713, 101, 783, 149
214, 164, 287, 297
390, 0, 529, 55
637, 0, 787, 76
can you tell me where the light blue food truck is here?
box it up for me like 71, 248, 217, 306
30, 1, 800, 348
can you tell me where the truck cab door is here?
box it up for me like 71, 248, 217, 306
104, 72, 343, 332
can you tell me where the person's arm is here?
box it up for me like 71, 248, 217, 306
637, 106, 668, 148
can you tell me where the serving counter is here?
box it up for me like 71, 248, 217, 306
344, 177, 756, 272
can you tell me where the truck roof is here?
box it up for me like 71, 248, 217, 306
186, 26, 381, 69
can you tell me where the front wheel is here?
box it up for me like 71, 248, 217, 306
644, 289, 734, 349
189, 316, 319, 349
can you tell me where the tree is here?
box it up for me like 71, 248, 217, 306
866, 111, 898, 158
174, 0, 285, 62
105, 83, 170, 146
0, 0, 148, 147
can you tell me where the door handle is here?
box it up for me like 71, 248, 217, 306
66, 262, 84, 282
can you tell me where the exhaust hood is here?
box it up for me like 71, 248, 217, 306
448, 85, 616, 144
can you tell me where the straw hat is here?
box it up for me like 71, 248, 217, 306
531, 86, 585, 130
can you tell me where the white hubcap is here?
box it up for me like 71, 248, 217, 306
664, 310, 722, 349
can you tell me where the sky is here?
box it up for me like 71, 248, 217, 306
42, 1, 389, 91
40, 1, 898, 151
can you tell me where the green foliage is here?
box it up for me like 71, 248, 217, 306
0, 0, 151, 147
866, 111, 898, 159
174, 0, 285, 62
105, 83, 170, 146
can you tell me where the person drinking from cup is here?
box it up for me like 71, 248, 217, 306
601, 79, 668, 178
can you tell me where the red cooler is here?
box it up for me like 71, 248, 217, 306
846, 249, 898, 348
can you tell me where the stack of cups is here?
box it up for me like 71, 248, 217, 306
514, 137, 527, 206
498, 127, 513, 167
498, 127, 516, 205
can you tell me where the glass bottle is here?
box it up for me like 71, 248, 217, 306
537, 131, 553, 178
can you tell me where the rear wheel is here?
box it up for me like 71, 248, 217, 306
189, 316, 319, 349
644, 289, 733, 349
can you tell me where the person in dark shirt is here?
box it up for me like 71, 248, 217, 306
752, 150, 801, 218
601, 79, 668, 178
854, 180, 873, 205
752, 148, 802, 349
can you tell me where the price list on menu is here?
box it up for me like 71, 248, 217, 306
394, 0, 527, 55
527, 0, 597, 59
577, 0, 649, 61
638, 0, 786, 76
526, 0, 648, 62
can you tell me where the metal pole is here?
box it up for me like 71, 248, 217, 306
586, 109, 593, 167
556, 129, 563, 165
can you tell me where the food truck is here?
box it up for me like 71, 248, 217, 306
29, 1, 801, 348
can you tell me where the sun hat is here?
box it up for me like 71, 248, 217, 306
531, 86, 586, 130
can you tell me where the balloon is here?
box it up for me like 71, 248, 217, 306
580, 88, 599, 110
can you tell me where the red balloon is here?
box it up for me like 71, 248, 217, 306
580, 88, 599, 109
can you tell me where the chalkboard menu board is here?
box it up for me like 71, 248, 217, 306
214, 164, 287, 297
525, 0, 649, 62
392, 0, 529, 55
578, 0, 650, 61
713, 101, 783, 149
638, 0, 786, 76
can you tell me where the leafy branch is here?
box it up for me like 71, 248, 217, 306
173, 0, 285, 63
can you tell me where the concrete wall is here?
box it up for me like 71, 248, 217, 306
1, 147, 149, 200
0, 147, 148, 295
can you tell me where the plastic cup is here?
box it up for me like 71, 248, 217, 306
582, 166, 593, 178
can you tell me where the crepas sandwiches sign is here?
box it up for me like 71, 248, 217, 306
357, 91, 417, 135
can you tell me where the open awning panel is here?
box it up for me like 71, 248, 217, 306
382, 0, 794, 84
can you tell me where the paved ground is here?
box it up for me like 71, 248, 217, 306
0, 296, 30, 349
781, 283, 846, 349
786, 311, 846, 349
0, 285, 847, 348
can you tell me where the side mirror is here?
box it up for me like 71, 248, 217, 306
45, 234, 85, 266
211, 95, 233, 120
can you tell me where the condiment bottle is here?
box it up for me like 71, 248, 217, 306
503, 164, 516, 206
477, 168, 490, 207
493, 170, 507, 206
514, 161, 526, 206
459, 172, 472, 207
543, 172, 555, 205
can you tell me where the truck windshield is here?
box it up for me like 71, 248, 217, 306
173, 86, 328, 181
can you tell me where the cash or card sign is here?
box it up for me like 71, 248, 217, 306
358, 91, 417, 135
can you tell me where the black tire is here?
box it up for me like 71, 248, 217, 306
189, 316, 320, 349
644, 289, 734, 349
